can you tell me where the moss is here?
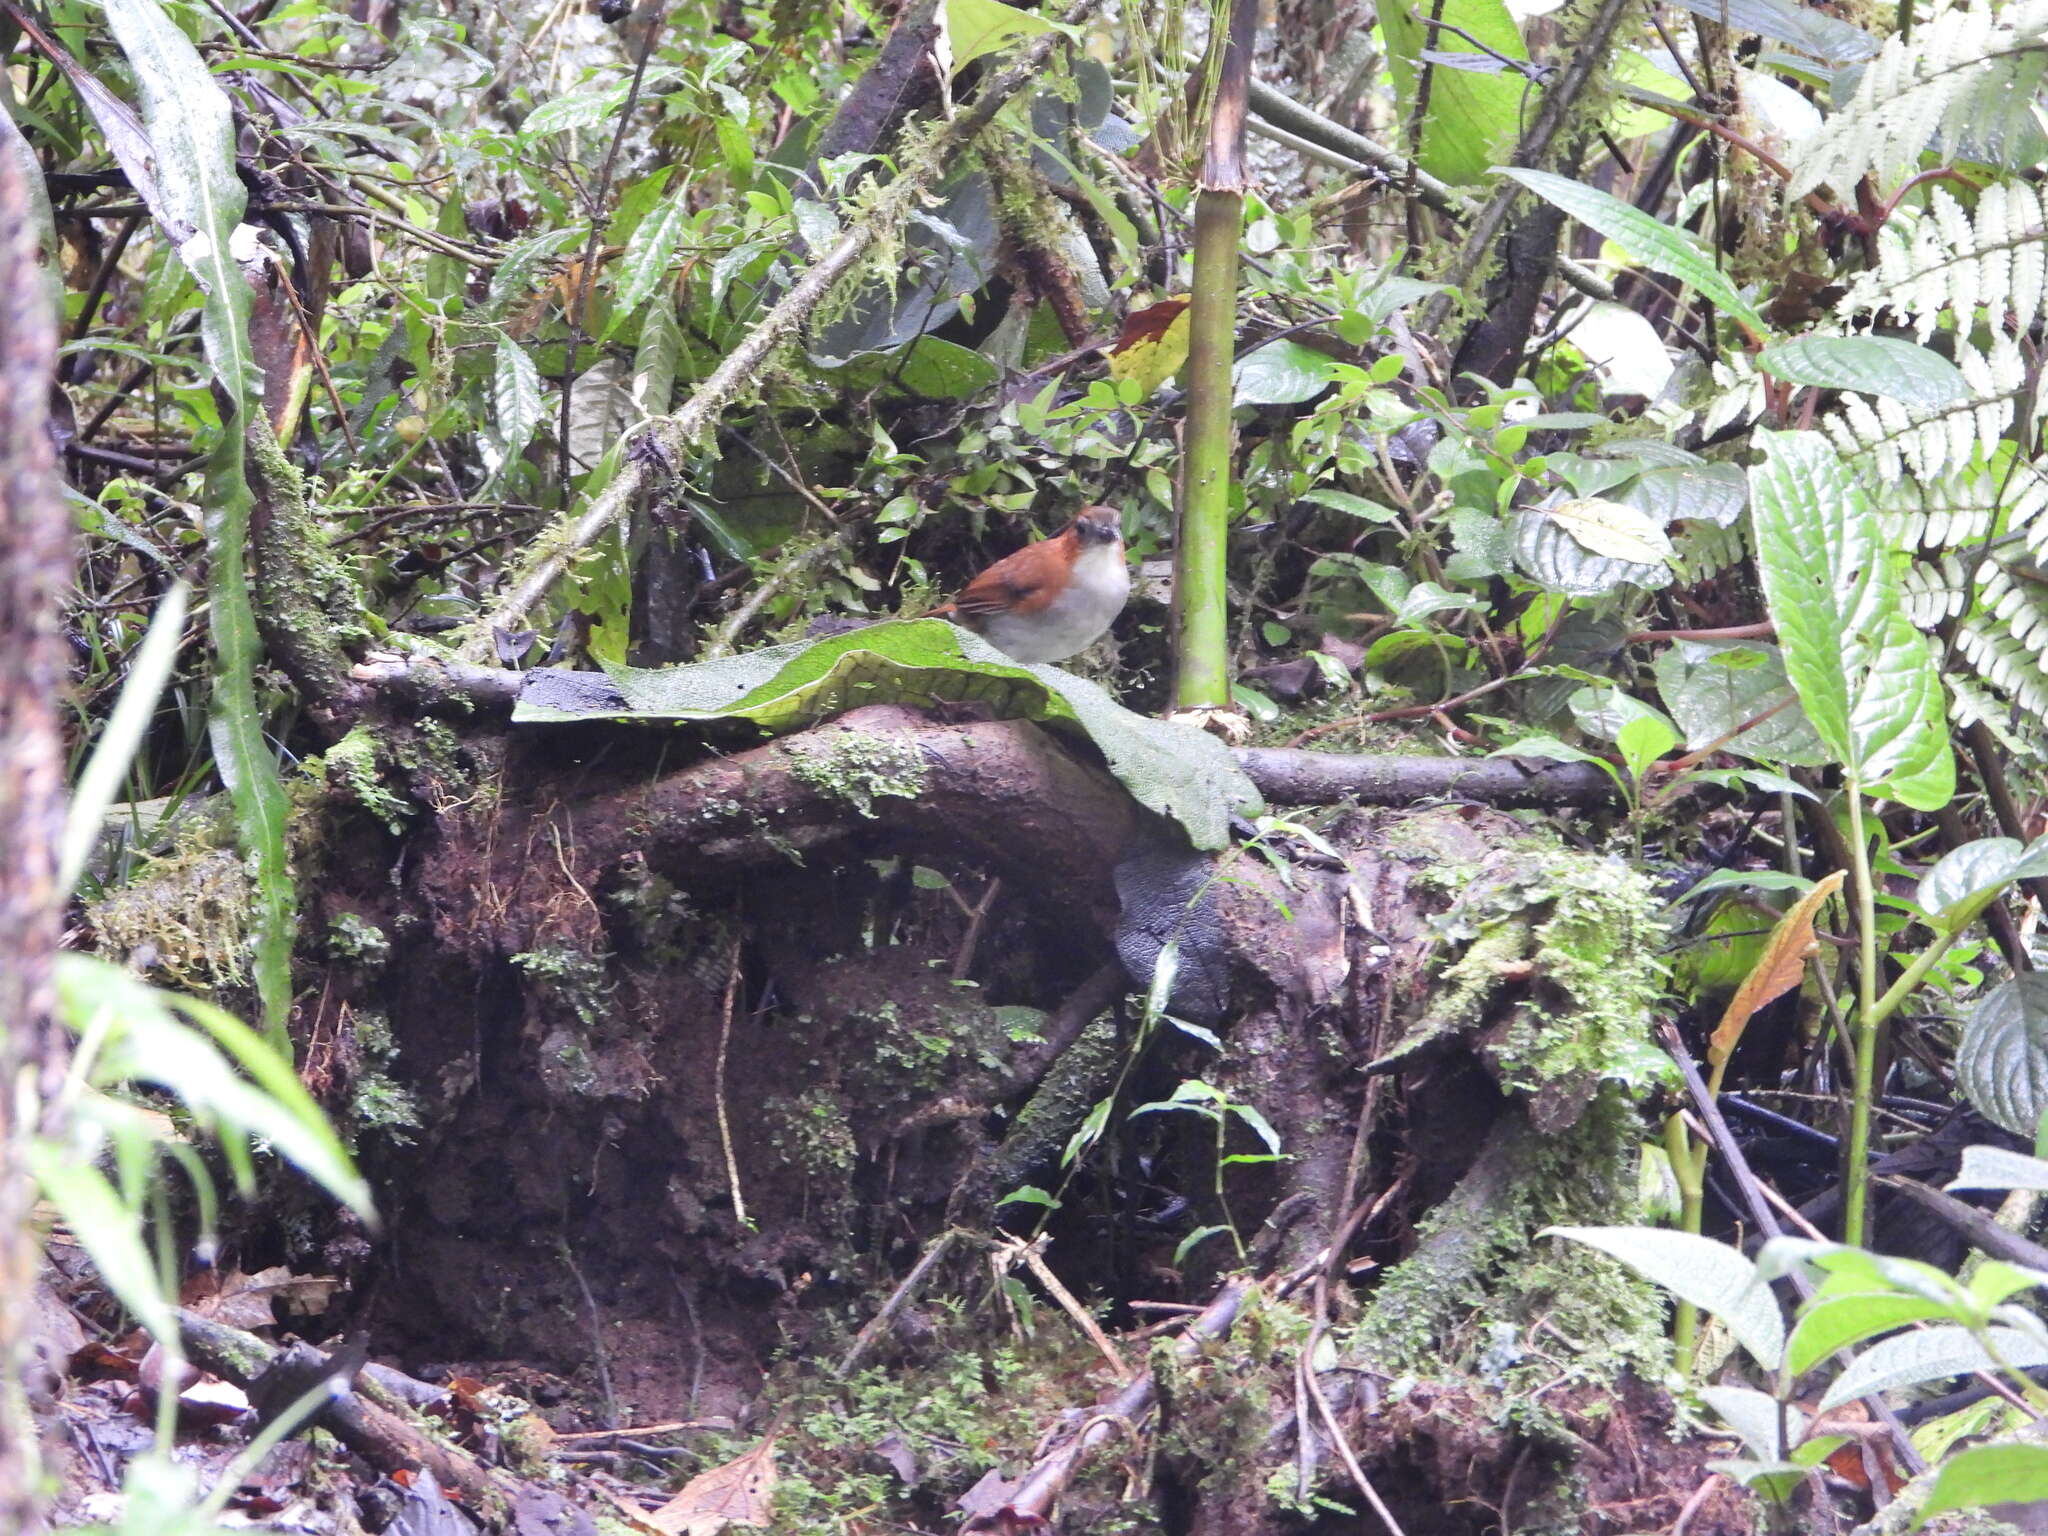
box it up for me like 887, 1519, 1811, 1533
986, 1011, 1124, 1200
313, 726, 414, 835
1351, 1094, 1667, 1384
90, 846, 256, 991
326, 911, 390, 968
785, 730, 926, 818
512, 945, 614, 1027
763, 1089, 859, 1181
245, 417, 370, 701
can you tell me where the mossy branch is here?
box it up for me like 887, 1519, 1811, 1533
461, 7, 1100, 663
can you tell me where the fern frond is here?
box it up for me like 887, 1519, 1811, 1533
1789, 1, 2048, 198
1840, 184, 2048, 338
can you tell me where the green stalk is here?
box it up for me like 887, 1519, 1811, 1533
1170, 0, 1255, 712
1842, 786, 1880, 1246
1664, 1112, 1703, 1374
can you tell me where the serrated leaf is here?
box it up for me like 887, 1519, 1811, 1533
615, 196, 690, 319
1504, 169, 1767, 335
1545, 1226, 1785, 1369
1818, 1323, 2048, 1411
1622, 462, 1748, 528
1749, 429, 1953, 810
493, 337, 544, 457
512, 619, 1262, 850
1757, 336, 1968, 409
1918, 1444, 2048, 1525
1958, 977, 2048, 1137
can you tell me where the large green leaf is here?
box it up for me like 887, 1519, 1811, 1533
1957, 976, 2048, 1137
1544, 1226, 1786, 1369
104, 0, 297, 1049
1756, 336, 1968, 409
1918, 1444, 2048, 1526
513, 619, 1263, 849
1382, 0, 1532, 185
1748, 429, 1953, 810
1503, 170, 1767, 336
1818, 1324, 2048, 1410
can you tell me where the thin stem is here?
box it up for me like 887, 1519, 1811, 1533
1842, 786, 1880, 1246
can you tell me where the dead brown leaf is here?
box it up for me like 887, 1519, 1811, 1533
1708, 870, 1845, 1068
646, 1433, 779, 1535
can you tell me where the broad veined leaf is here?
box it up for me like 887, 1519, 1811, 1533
1514, 506, 1670, 594
1748, 429, 1954, 810
1651, 641, 1828, 766
1383, 0, 1533, 184
1950, 1145, 2048, 1193
1622, 462, 1748, 529
1503, 169, 1767, 335
1757, 336, 1969, 409
613, 196, 691, 320
1917, 1444, 2048, 1526
1818, 1323, 2048, 1410
1545, 497, 1676, 566
1234, 339, 1341, 405
1659, 0, 1875, 65
513, 619, 1263, 850
1544, 1226, 1786, 1368
1785, 1291, 1955, 1377
1957, 976, 2048, 1137
1917, 835, 2048, 919
492, 338, 544, 464
941, 0, 1054, 73
1108, 298, 1191, 398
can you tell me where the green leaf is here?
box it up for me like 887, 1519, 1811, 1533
1233, 340, 1341, 405
1950, 1145, 2048, 1193
1917, 836, 2048, 919
1503, 169, 1767, 335
1757, 336, 1969, 409
1621, 462, 1748, 529
492, 337, 544, 462
514, 619, 1262, 850
1514, 506, 1668, 595
897, 336, 1000, 400
941, 0, 1054, 72
633, 302, 681, 416
996, 1184, 1060, 1209
1651, 641, 1828, 767
1230, 1101, 1284, 1154
1544, 1226, 1785, 1369
1383, 0, 1533, 184
1785, 1292, 1954, 1377
1917, 1444, 2048, 1526
1958, 977, 2048, 1137
105, 0, 296, 1050
1174, 1225, 1233, 1266
1659, 0, 1875, 64
60, 582, 189, 896
1699, 1385, 1801, 1461
1818, 1324, 2048, 1411
614, 196, 690, 320
29, 1151, 176, 1345
1303, 488, 1402, 523
1748, 429, 1953, 810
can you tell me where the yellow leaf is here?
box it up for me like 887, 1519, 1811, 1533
1546, 498, 1675, 566
1107, 297, 1192, 399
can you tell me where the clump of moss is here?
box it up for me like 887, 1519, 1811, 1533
313, 726, 414, 834
786, 730, 926, 818
90, 847, 256, 990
